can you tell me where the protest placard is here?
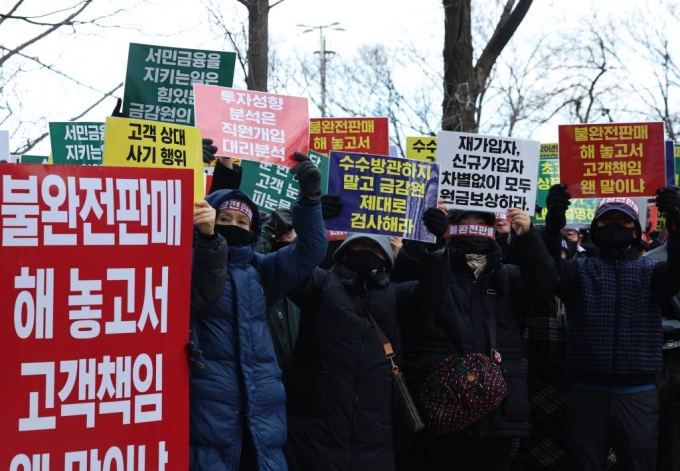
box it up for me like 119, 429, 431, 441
49, 122, 105, 166
20, 155, 49, 164
103, 116, 204, 202
0, 130, 9, 162
326, 151, 439, 242
533, 153, 600, 226
437, 131, 540, 215
309, 117, 389, 156
558, 122, 665, 198
676, 143, 680, 186
239, 151, 329, 213
122, 43, 236, 126
406, 136, 437, 162
1, 164, 193, 470
193, 84, 309, 168
666, 140, 676, 186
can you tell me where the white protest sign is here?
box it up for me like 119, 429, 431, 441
0, 130, 9, 162
436, 130, 540, 215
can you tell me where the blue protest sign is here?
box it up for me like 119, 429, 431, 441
326, 151, 440, 242
666, 140, 676, 186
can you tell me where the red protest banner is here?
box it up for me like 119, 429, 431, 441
309, 117, 389, 156
558, 122, 665, 198
193, 84, 309, 168
1, 164, 193, 470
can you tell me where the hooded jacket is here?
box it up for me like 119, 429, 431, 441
400, 226, 558, 438
189, 189, 327, 470
542, 201, 680, 385
284, 234, 448, 471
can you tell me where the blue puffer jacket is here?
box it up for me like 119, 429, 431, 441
189, 189, 327, 470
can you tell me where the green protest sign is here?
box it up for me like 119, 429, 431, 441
48, 122, 105, 165
20, 155, 49, 164
122, 43, 236, 126
239, 151, 329, 213
533, 151, 598, 226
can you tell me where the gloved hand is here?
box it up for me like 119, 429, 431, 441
656, 186, 680, 228
291, 152, 321, 200
111, 97, 128, 118
267, 209, 293, 239
321, 195, 344, 220
202, 138, 218, 164
544, 183, 571, 234
423, 207, 448, 238
186, 340, 205, 371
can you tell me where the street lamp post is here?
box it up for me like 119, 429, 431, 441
297, 22, 344, 117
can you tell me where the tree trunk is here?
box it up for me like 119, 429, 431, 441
442, 0, 476, 132
442, 0, 534, 133
246, 0, 269, 92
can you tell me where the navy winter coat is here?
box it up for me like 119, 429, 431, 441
189, 189, 327, 470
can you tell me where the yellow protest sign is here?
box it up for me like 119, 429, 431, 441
103, 116, 204, 201
406, 136, 437, 162
540, 143, 558, 158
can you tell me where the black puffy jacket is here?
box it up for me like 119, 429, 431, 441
401, 228, 558, 438
285, 248, 448, 471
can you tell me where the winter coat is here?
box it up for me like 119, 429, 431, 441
401, 228, 558, 438
189, 189, 327, 471
542, 228, 680, 385
284, 247, 449, 471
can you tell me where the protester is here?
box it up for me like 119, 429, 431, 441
188, 152, 327, 471
283, 209, 450, 471
402, 208, 558, 471
541, 184, 680, 471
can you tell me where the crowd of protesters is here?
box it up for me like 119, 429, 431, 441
186, 141, 680, 471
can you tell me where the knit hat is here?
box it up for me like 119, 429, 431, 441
591, 197, 642, 245
333, 232, 394, 272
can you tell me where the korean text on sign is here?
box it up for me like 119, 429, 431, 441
558, 122, 665, 198
532, 154, 599, 225
239, 150, 329, 213
123, 43, 236, 126
49, 123, 105, 166
406, 136, 438, 162
1, 164, 192, 470
436, 131, 540, 215
309, 117, 389, 157
103, 116, 204, 202
326, 151, 440, 243
194, 84, 309, 168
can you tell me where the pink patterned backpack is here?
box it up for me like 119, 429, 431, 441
417, 295, 507, 433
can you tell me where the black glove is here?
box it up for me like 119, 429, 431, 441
655, 186, 680, 227
186, 340, 205, 371
267, 209, 293, 239
321, 195, 344, 220
544, 183, 571, 233
291, 152, 321, 200
202, 138, 218, 164
111, 97, 128, 118
423, 208, 448, 238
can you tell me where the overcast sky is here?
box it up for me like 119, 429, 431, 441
0, 0, 672, 155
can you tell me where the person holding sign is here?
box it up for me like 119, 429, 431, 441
401, 208, 558, 471
283, 209, 450, 471
188, 152, 327, 471
541, 184, 680, 471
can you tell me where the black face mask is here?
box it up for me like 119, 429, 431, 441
592, 224, 635, 250
449, 236, 494, 254
343, 250, 386, 277
215, 224, 252, 247
564, 240, 579, 259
